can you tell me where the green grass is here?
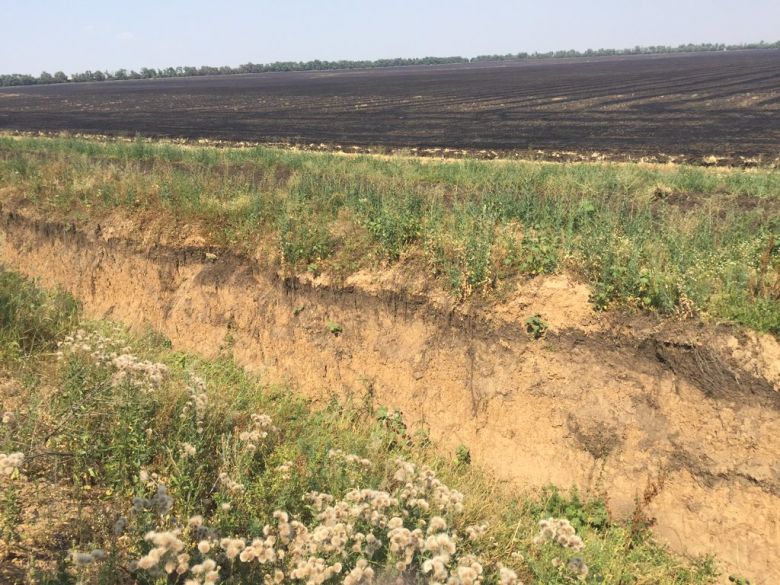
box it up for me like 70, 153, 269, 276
1, 134, 778, 334
0, 270, 720, 584
0, 270, 78, 358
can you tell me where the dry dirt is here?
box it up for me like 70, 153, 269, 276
1, 207, 779, 584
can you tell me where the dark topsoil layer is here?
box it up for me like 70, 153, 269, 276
1, 50, 779, 162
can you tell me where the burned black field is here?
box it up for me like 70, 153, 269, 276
1, 50, 778, 161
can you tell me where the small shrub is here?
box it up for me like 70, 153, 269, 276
375, 406, 407, 437
455, 444, 471, 466
525, 314, 548, 340
326, 321, 343, 336
529, 486, 609, 534
277, 209, 334, 266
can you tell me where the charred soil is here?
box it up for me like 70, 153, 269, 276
1, 51, 779, 164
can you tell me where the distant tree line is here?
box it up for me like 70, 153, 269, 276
2, 41, 778, 87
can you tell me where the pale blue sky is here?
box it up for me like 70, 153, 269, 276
2, 0, 778, 74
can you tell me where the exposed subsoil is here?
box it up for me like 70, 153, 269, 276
1, 50, 779, 165
1, 207, 779, 583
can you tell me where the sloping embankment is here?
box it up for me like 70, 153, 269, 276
2, 207, 779, 583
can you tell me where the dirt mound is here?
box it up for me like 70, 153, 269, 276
2, 208, 778, 584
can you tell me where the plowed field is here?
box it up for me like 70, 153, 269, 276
1, 50, 779, 161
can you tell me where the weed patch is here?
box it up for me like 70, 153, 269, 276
1, 135, 777, 332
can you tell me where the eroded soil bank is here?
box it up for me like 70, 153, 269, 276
2, 208, 779, 584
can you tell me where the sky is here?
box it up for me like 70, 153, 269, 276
2, 0, 778, 75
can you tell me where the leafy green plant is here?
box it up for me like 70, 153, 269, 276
277, 208, 334, 266
518, 231, 559, 275
531, 486, 609, 532
375, 405, 407, 436
455, 444, 472, 465
525, 314, 549, 339
358, 191, 424, 260
326, 321, 343, 336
